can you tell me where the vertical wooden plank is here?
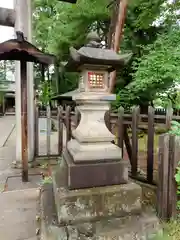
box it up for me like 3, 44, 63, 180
131, 106, 139, 177
46, 105, 51, 157
157, 135, 163, 218
57, 106, 63, 155
74, 107, 81, 128
147, 106, 155, 184
166, 106, 173, 130
173, 136, 180, 216
65, 106, 71, 143
2, 95, 5, 115
167, 135, 178, 219
124, 125, 132, 165
117, 106, 124, 157
157, 134, 169, 220
34, 106, 39, 156
20, 60, 28, 182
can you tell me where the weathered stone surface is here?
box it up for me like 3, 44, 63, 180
48, 225, 67, 240
76, 222, 94, 237
63, 149, 128, 189
67, 226, 79, 240
40, 177, 161, 240
94, 211, 161, 240
67, 92, 122, 164
53, 165, 142, 225
67, 139, 122, 162
71, 99, 114, 143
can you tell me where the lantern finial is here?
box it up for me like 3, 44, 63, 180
86, 32, 101, 48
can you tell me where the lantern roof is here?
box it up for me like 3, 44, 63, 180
65, 32, 132, 72
0, 31, 55, 65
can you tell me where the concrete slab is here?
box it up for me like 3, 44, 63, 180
6, 174, 42, 191
0, 188, 38, 240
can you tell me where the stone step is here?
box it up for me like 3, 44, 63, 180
39, 183, 161, 240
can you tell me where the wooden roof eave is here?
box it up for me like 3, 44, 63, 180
0, 38, 55, 65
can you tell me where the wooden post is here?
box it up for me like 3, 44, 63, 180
20, 61, 28, 182
34, 106, 39, 156
167, 135, 178, 219
2, 95, 5, 115
65, 106, 71, 143
157, 135, 180, 220
131, 106, 139, 177
46, 105, 51, 157
117, 106, 124, 157
147, 106, 155, 183
166, 106, 173, 130
124, 124, 132, 165
57, 106, 63, 155
157, 134, 169, 220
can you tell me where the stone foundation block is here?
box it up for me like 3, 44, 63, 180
63, 149, 128, 189
53, 164, 142, 225
40, 182, 161, 240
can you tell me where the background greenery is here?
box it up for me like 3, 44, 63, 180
32, 0, 180, 110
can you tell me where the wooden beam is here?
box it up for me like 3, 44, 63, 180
0, 7, 15, 27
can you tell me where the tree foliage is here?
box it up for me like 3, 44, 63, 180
33, 0, 180, 108
117, 27, 180, 108
115, 0, 180, 109
33, 0, 110, 96
33, 0, 109, 59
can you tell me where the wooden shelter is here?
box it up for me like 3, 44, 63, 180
51, 89, 79, 110
0, 31, 55, 182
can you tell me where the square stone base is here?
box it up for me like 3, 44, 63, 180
52, 163, 142, 225
40, 183, 161, 240
63, 149, 128, 189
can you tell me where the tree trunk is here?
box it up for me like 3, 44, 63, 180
0, 7, 15, 27
108, 0, 128, 93
107, 0, 120, 48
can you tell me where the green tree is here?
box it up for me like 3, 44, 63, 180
33, 0, 110, 95
33, 0, 180, 108
33, 0, 109, 59
118, 26, 180, 109
114, 0, 180, 110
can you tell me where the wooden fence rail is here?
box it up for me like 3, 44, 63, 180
34, 105, 178, 185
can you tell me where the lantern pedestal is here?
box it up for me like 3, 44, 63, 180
63, 92, 128, 189
63, 149, 128, 189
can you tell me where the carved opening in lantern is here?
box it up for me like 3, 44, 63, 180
88, 72, 104, 89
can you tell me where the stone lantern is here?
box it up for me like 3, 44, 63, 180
48, 33, 160, 239
63, 32, 132, 190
